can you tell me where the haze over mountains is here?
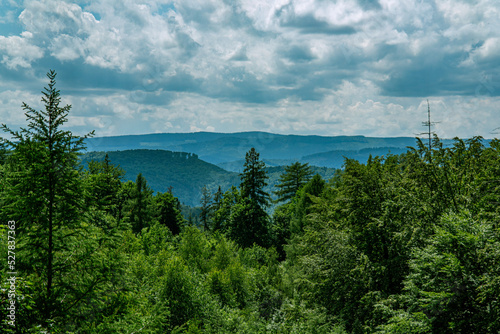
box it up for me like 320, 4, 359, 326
84, 131, 442, 171
81, 132, 457, 206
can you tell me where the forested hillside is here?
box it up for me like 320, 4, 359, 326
80, 150, 235, 207
1, 72, 500, 333
80, 150, 337, 207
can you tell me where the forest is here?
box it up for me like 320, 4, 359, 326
79, 149, 338, 208
1, 72, 500, 333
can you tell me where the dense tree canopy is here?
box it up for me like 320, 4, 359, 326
286, 136, 500, 333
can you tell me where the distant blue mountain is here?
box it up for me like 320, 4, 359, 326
81, 133, 486, 206
85, 131, 441, 169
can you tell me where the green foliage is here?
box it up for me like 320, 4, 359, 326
229, 197, 270, 248
84, 153, 125, 218
140, 221, 174, 256
240, 147, 271, 208
274, 161, 313, 203
378, 212, 499, 333
177, 226, 212, 273
1, 70, 97, 328
159, 255, 205, 330
292, 173, 326, 234
200, 185, 213, 230
129, 173, 154, 233
154, 191, 184, 235
212, 186, 240, 233
285, 136, 500, 333
219, 148, 272, 248
270, 204, 293, 260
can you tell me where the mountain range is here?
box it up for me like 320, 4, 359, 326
82, 132, 459, 206
84, 131, 441, 171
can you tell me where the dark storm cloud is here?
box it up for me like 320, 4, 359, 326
281, 45, 316, 62
45, 60, 138, 92
280, 13, 356, 35
377, 42, 500, 97
356, 0, 382, 11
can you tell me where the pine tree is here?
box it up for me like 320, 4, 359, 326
85, 153, 125, 217
274, 161, 313, 203
230, 148, 270, 247
240, 147, 270, 207
1, 70, 94, 325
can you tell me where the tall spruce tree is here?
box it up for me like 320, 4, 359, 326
1, 70, 94, 325
240, 147, 270, 207
230, 148, 270, 247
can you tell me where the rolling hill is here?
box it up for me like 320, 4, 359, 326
81, 150, 236, 206
80, 149, 337, 207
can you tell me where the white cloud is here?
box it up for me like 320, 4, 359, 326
50, 34, 85, 61
0, 9, 17, 24
0, 34, 43, 69
474, 37, 500, 62
0, 90, 42, 127
19, 0, 89, 36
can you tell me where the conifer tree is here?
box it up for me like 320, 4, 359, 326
129, 173, 154, 233
230, 148, 270, 247
154, 191, 184, 235
85, 153, 125, 217
1, 70, 94, 325
212, 186, 237, 233
274, 161, 313, 203
200, 185, 213, 231
240, 147, 270, 207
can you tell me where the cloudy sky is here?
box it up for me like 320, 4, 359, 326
0, 0, 499, 138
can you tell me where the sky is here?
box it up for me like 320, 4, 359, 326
0, 0, 499, 139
